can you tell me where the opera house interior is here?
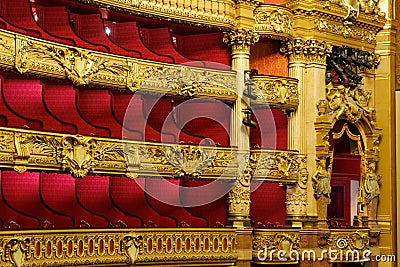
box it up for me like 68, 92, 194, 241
0, 0, 398, 266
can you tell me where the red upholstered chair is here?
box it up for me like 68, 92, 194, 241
0, 171, 39, 229
2, 79, 72, 132
144, 177, 207, 227
34, 5, 108, 52
109, 177, 176, 227
0, 77, 27, 128
140, 27, 204, 67
1, 171, 73, 228
69, 12, 141, 58
40, 173, 108, 228
75, 175, 142, 227
110, 21, 174, 63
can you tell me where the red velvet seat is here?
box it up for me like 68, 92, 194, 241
1, 171, 73, 228
0, 171, 39, 229
0, 77, 27, 128
111, 21, 174, 63
75, 175, 142, 227
145, 177, 207, 227
69, 13, 141, 58
76, 89, 123, 138
40, 173, 108, 228
2, 79, 71, 132
42, 84, 100, 136
140, 27, 204, 67
109, 177, 176, 227
0, 0, 74, 44
35, 5, 108, 52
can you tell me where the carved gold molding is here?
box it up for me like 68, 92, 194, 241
281, 38, 332, 64
71, 0, 237, 30
251, 149, 301, 183
0, 228, 237, 266
223, 28, 260, 54
0, 30, 237, 102
0, 127, 304, 182
251, 75, 299, 111
254, 5, 294, 41
253, 229, 300, 263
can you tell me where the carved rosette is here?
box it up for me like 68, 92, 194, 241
281, 38, 332, 64
223, 28, 260, 54
286, 155, 308, 217
254, 5, 294, 40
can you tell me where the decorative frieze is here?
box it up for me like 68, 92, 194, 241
0, 30, 238, 102
254, 5, 294, 40
223, 28, 260, 54
251, 75, 299, 111
71, 0, 237, 30
0, 228, 237, 266
281, 38, 332, 64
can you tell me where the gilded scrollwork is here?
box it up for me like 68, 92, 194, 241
254, 5, 293, 40
223, 28, 259, 53
281, 38, 332, 64
326, 230, 370, 252
0, 229, 236, 266
252, 150, 300, 183
253, 230, 300, 262
252, 76, 299, 110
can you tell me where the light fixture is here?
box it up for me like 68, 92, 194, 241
243, 70, 257, 100
242, 108, 257, 128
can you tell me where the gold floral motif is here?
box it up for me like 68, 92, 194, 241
281, 38, 332, 64
325, 229, 370, 253
253, 229, 300, 263
252, 75, 299, 110
223, 28, 259, 53
315, 18, 376, 43
254, 5, 293, 40
0, 229, 236, 265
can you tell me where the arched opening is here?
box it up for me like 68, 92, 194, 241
327, 120, 363, 227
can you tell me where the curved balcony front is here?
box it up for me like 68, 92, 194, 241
254, 5, 294, 41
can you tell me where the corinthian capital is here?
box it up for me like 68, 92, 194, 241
223, 28, 259, 54
281, 38, 332, 64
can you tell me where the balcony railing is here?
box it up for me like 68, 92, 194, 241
72, 0, 238, 29
0, 29, 237, 102
252, 75, 299, 111
254, 5, 294, 41
0, 228, 237, 266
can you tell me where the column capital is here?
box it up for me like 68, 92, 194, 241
223, 28, 259, 54
281, 38, 332, 64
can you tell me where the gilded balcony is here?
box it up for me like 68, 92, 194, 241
251, 75, 299, 111
0, 228, 237, 266
254, 5, 294, 41
252, 228, 301, 264
0, 30, 237, 102
72, 0, 238, 29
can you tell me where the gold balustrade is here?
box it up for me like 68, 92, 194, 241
0, 228, 237, 266
72, 0, 238, 29
252, 75, 299, 111
0, 127, 302, 182
254, 5, 294, 41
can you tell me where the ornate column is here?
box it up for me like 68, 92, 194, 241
223, 28, 259, 229
281, 38, 332, 228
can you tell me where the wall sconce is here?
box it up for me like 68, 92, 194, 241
242, 108, 257, 128
243, 70, 257, 100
